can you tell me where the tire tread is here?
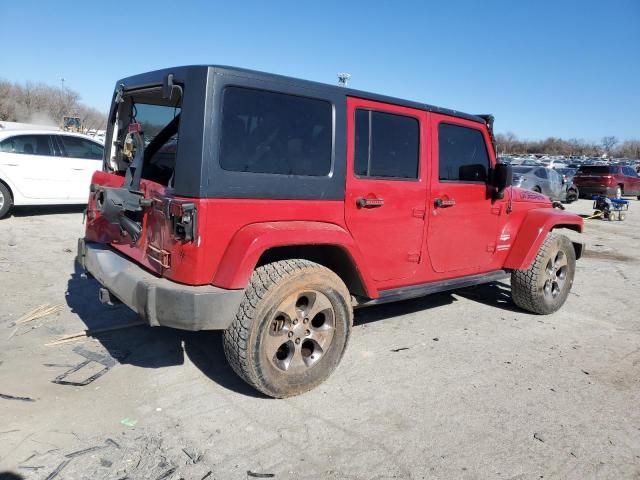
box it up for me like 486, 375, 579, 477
223, 259, 347, 396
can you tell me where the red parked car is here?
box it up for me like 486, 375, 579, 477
574, 165, 640, 199
77, 66, 584, 397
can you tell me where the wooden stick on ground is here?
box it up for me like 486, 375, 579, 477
45, 321, 146, 346
16, 304, 63, 324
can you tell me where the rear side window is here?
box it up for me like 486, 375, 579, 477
0, 134, 53, 156
354, 109, 419, 179
220, 87, 332, 176
58, 136, 103, 159
438, 123, 489, 182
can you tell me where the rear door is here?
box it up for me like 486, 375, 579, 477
0, 134, 65, 199
55, 135, 104, 201
427, 116, 500, 273
345, 98, 428, 283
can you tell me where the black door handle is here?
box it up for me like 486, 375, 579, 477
356, 197, 384, 208
434, 198, 456, 208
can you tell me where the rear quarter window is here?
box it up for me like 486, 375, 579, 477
219, 87, 332, 176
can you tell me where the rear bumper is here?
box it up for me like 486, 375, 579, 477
577, 186, 617, 197
77, 239, 243, 331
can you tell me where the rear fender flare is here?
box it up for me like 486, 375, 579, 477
503, 208, 584, 270
212, 221, 378, 298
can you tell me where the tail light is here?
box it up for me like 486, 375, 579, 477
167, 201, 197, 242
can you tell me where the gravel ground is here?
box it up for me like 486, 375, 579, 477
0, 199, 638, 480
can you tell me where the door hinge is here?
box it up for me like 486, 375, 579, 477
486, 243, 496, 253
407, 252, 421, 263
412, 207, 426, 219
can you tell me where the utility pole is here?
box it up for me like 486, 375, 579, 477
60, 77, 65, 92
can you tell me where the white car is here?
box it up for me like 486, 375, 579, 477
0, 130, 104, 218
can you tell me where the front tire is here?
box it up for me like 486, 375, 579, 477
0, 182, 12, 219
223, 259, 353, 398
511, 232, 576, 314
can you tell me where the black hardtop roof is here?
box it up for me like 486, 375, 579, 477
117, 65, 488, 125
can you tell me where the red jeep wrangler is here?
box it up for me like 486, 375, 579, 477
77, 66, 584, 397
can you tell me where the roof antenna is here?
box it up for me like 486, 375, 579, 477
337, 73, 351, 87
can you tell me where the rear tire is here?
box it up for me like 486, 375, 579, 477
223, 259, 353, 398
615, 185, 622, 199
511, 232, 576, 314
0, 182, 12, 219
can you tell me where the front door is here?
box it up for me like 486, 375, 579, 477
427, 115, 500, 273
344, 98, 428, 283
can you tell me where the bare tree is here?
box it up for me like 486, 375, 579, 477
601, 136, 618, 157
0, 78, 105, 128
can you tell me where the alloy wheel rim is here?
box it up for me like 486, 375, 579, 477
543, 250, 568, 300
264, 290, 336, 373
0, 189, 4, 211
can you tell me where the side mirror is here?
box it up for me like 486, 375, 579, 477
492, 163, 513, 199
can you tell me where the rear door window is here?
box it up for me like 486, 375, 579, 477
438, 123, 489, 182
535, 168, 548, 179
57, 135, 103, 159
0, 134, 54, 156
354, 109, 419, 179
220, 87, 332, 176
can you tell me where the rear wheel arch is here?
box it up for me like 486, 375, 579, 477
212, 221, 378, 298
256, 244, 369, 298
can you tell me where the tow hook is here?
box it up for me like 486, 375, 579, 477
98, 287, 121, 306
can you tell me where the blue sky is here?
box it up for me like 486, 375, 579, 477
4, 0, 639, 141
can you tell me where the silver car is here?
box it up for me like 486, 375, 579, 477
512, 166, 577, 202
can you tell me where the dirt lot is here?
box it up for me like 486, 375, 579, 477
0, 199, 639, 480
